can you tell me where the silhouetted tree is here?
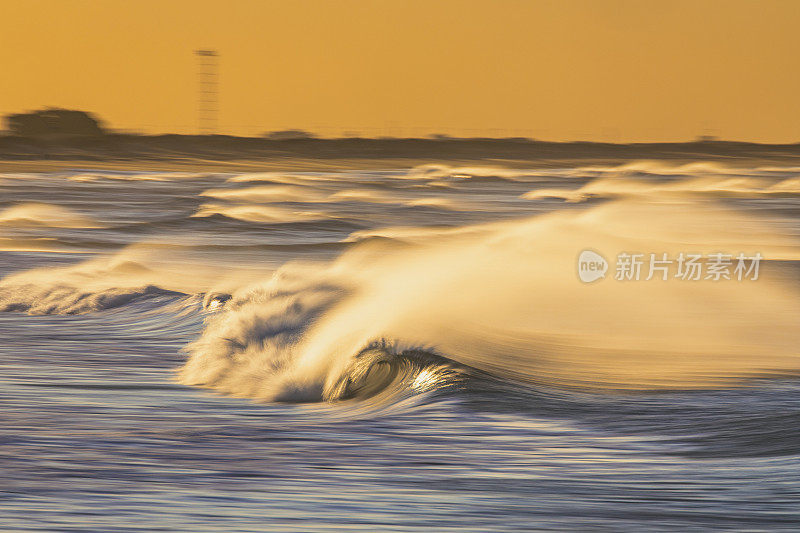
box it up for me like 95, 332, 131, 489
4, 108, 105, 137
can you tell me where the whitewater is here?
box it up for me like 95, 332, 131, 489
2, 161, 800, 531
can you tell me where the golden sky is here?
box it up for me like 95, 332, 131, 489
2, 0, 799, 141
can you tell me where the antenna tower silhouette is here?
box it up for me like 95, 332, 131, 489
195, 50, 219, 134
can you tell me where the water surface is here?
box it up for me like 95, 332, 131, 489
2, 162, 800, 531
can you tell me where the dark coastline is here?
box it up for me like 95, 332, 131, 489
2, 134, 800, 171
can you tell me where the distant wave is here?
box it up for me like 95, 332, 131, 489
329, 189, 468, 210
0, 237, 73, 253
226, 172, 342, 185
341, 224, 480, 244
201, 184, 328, 203
572, 161, 800, 178
201, 183, 470, 211
0, 203, 104, 228
65, 171, 205, 182
192, 203, 334, 223
406, 161, 800, 186
118, 212, 367, 233
523, 175, 800, 202
404, 164, 540, 182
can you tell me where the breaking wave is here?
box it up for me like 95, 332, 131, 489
178, 198, 800, 403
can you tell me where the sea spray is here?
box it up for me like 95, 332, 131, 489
178, 198, 800, 401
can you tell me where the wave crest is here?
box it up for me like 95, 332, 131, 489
0, 203, 104, 228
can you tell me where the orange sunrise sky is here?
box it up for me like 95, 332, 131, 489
2, 0, 799, 141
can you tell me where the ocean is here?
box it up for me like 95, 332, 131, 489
2, 161, 800, 531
